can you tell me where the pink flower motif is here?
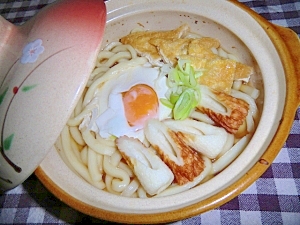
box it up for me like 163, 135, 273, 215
20, 39, 45, 64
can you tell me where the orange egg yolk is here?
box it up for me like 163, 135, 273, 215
122, 84, 158, 127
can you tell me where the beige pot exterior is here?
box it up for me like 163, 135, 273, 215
31, 0, 300, 224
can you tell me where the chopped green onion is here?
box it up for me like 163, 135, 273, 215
160, 59, 202, 120
189, 70, 197, 87
170, 93, 180, 104
160, 98, 174, 109
174, 89, 197, 120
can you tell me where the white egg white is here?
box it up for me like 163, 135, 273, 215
95, 65, 171, 142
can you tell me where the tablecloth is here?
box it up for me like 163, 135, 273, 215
0, 0, 299, 224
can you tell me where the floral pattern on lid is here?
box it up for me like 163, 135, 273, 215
20, 39, 44, 64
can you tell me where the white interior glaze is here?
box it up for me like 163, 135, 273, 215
39, 0, 285, 214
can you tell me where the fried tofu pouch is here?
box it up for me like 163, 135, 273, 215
120, 24, 253, 94
120, 24, 190, 65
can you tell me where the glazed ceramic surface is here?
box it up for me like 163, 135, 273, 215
34, 0, 299, 223
0, 0, 106, 191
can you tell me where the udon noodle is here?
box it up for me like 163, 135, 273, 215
56, 25, 260, 198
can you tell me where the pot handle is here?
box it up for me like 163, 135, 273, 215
229, 0, 300, 106
0, 16, 14, 83
0, 16, 26, 85
0, 16, 12, 46
273, 25, 300, 106
0, 16, 15, 48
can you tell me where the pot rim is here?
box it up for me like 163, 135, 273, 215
35, 0, 300, 224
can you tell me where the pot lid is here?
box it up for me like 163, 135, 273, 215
0, 0, 106, 191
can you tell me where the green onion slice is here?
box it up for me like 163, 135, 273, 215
160, 59, 202, 120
